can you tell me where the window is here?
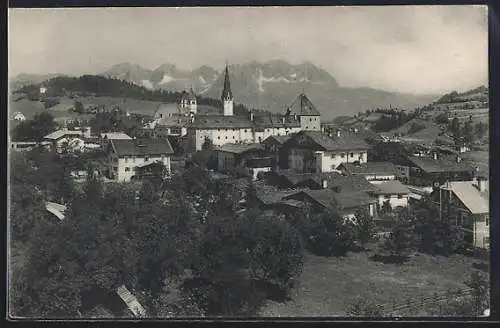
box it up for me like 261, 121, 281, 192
125, 167, 130, 172
244, 129, 248, 133
397, 195, 403, 199
350, 153, 354, 158
384, 195, 391, 199
145, 156, 149, 162
125, 157, 129, 163
218, 128, 221, 132
218, 136, 221, 140
310, 118, 312, 122
225, 136, 228, 139
341, 153, 345, 158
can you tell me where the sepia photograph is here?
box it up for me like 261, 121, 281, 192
7, 5, 490, 319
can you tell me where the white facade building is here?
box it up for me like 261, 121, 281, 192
285, 130, 370, 173
108, 139, 174, 182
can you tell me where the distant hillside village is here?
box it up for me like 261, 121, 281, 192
9, 66, 490, 318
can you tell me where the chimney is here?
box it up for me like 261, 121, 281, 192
250, 111, 254, 122
477, 177, 486, 192
433, 152, 438, 160
456, 155, 462, 163
322, 179, 328, 189
336, 130, 341, 137
282, 116, 285, 124
294, 114, 298, 121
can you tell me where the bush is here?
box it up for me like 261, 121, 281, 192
43, 97, 60, 109
291, 210, 357, 257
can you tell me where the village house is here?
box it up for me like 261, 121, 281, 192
431, 178, 489, 249
214, 143, 273, 180
12, 112, 26, 122
99, 132, 133, 148
337, 162, 397, 181
283, 130, 370, 173
368, 180, 410, 210
284, 187, 377, 221
107, 138, 174, 182
392, 152, 475, 187
261, 134, 295, 171
44, 127, 91, 153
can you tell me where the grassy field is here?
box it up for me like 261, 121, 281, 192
9, 95, 164, 122
259, 250, 481, 317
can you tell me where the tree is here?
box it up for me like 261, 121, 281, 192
462, 120, 474, 145
11, 112, 58, 142
383, 220, 416, 262
412, 198, 465, 256
355, 209, 376, 249
435, 113, 449, 124
305, 210, 357, 257
74, 100, 85, 114
475, 122, 487, 139
450, 117, 460, 140
43, 97, 60, 109
240, 211, 304, 294
201, 137, 214, 150
381, 200, 392, 215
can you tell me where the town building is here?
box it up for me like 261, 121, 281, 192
283, 130, 370, 173
183, 65, 325, 151
262, 134, 295, 170
284, 187, 377, 220
337, 162, 397, 181
392, 153, 475, 187
99, 132, 133, 148
369, 180, 410, 210
430, 178, 489, 249
108, 138, 174, 182
179, 88, 198, 114
286, 93, 322, 131
214, 143, 273, 180
44, 127, 91, 153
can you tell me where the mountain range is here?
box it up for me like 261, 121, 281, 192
11, 60, 440, 120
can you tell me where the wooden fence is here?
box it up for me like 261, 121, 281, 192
374, 288, 476, 316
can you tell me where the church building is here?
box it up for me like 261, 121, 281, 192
154, 64, 322, 152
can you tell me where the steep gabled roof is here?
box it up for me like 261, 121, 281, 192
110, 138, 174, 156
441, 180, 489, 214
372, 180, 410, 195
287, 93, 321, 116
263, 134, 295, 145
216, 142, 264, 154
288, 130, 369, 151
340, 162, 397, 176
44, 129, 83, 140
45, 202, 67, 221
116, 285, 146, 318
191, 115, 254, 129
407, 155, 474, 173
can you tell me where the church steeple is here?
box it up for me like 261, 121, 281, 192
222, 64, 233, 101
222, 64, 233, 116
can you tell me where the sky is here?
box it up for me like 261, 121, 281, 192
8, 6, 488, 94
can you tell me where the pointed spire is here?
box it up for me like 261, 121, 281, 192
222, 63, 233, 101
